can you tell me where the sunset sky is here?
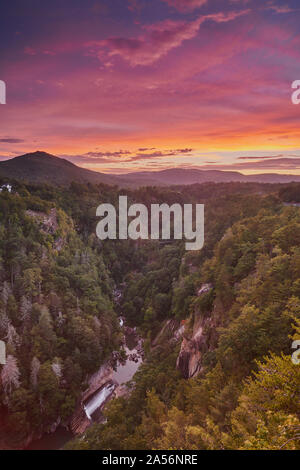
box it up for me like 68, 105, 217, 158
1, 0, 300, 174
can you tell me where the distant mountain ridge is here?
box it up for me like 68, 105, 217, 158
1, 151, 300, 187
120, 168, 300, 185
0, 151, 121, 186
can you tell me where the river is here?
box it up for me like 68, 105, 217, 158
26, 427, 73, 450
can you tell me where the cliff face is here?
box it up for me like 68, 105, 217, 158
176, 324, 204, 379
176, 285, 219, 379
26, 208, 58, 234
152, 318, 183, 347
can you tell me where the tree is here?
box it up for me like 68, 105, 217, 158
156, 407, 191, 450
22, 267, 42, 298
31, 306, 57, 360
30, 356, 40, 389
20, 296, 32, 321
227, 353, 300, 449
1, 355, 21, 397
52, 361, 62, 380
1, 281, 11, 309
6, 323, 20, 350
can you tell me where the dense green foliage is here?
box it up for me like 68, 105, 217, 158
0, 179, 299, 450
66, 188, 300, 451
0, 188, 121, 448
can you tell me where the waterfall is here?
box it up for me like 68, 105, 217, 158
83, 384, 115, 420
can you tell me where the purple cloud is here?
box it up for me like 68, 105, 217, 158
0, 138, 25, 143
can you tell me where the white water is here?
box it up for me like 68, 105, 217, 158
83, 329, 143, 420
84, 384, 115, 420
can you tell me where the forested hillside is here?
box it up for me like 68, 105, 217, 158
0, 178, 299, 450
0, 184, 121, 448
66, 184, 300, 451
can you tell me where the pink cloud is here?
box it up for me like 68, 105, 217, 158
265, 2, 295, 14
237, 155, 284, 159
197, 157, 300, 171
89, 19, 204, 66
162, 0, 208, 12
127, 0, 142, 12
88, 9, 250, 66
24, 46, 36, 55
